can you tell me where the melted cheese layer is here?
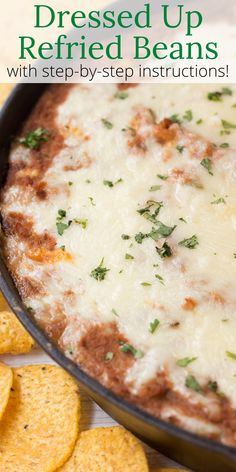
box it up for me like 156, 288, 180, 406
3, 84, 236, 416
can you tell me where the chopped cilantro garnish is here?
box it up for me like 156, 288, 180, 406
56, 222, 71, 236
60, 245, 65, 251
105, 352, 114, 361
89, 196, 96, 206
219, 142, 229, 148
196, 119, 203, 125
141, 282, 152, 287
185, 375, 202, 393
226, 351, 236, 360
112, 308, 119, 317
86, 179, 91, 184
149, 318, 160, 334
103, 178, 123, 188
155, 222, 176, 238
135, 232, 148, 244
157, 174, 168, 180
208, 380, 218, 392
102, 118, 113, 129
211, 197, 226, 205
68, 181, 73, 186
149, 185, 161, 192
125, 253, 134, 260
121, 234, 130, 240
178, 235, 199, 249
177, 357, 197, 367
183, 110, 193, 122
155, 274, 164, 284
200, 158, 213, 176
179, 217, 187, 223
114, 91, 129, 100
120, 343, 144, 359
169, 114, 182, 124
176, 145, 184, 153
74, 218, 88, 229
58, 209, 66, 219
208, 88, 232, 102
156, 242, 172, 258
137, 200, 163, 224
19, 128, 50, 150
90, 258, 109, 281
221, 119, 236, 130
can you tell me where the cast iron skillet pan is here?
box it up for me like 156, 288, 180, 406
0, 84, 236, 472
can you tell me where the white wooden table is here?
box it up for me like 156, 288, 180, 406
0, 347, 188, 470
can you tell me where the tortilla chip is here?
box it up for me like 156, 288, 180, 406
58, 426, 149, 472
0, 310, 34, 354
0, 84, 14, 107
0, 362, 13, 421
0, 365, 80, 472
151, 469, 188, 471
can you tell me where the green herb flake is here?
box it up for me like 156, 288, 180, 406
226, 351, 236, 360
56, 222, 70, 236
177, 357, 197, 367
157, 174, 168, 181
101, 118, 113, 129
155, 274, 165, 285
89, 197, 96, 206
105, 352, 114, 362
141, 282, 152, 287
179, 217, 187, 223
211, 197, 226, 205
112, 308, 119, 317
178, 235, 199, 249
114, 91, 129, 100
196, 119, 203, 125
208, 88, 232, 102
68, 181, 73, 186
19, 128, 50, 150
185, 375, 202, 393
149, 318, 160, 334
221, 119, 236, 130
155, 222, 176, 238
176, 145, 184, 153
219, 143, 229, 148
121, 234, 130, 240
57, 209, 66, 219
74, 218, 88, 229
103, 178, 123, 188
137, 200, 163, 224
149, 185, 161, 192
200, 158, 213, 176
156, 242, 172, 258
125, 253, 134, 260
169, 114, 182, 124
90, 258, 110, 282
60, 245, 65, 251
208, 381, 218, 392
135, 232, 148, 244
183, 110, 193, 122
120, 343, 144, 359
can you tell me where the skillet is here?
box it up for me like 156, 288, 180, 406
0, 83, 236, 472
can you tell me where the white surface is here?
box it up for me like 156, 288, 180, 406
0, 347, 188, 470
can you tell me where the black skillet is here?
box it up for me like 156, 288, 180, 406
0, 84, 235, 472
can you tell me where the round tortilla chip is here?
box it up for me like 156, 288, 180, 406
0, 365, 80, 472
0, 310, 34, 354
0, 84, 14, 107
151, 469, 188, 471
58, 426, 149, 472
0, 362, 13, 421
